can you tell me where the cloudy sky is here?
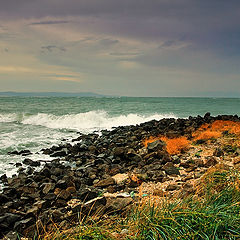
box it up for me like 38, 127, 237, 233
0, 0, 240, 97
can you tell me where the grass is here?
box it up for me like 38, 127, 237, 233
125, 168, 240, 240
39, 167, 240, 240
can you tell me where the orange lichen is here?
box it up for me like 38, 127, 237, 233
193, 130, 222, 141
143, 120, 240, 155
143, 136, 190, 155
193, 120, 240, 141
160, 136, 190, 155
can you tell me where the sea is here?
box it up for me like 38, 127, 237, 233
1, 96, 240, 178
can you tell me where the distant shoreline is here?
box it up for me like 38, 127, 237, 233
0, 92, 240, 98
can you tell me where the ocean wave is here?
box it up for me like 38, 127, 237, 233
0, 111, 177, 132
0, 113, 18, 123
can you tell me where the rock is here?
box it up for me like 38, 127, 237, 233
51, 209, 65, 222
73, 197, 107, 215
0, 174, 8, 182
233, 157, 240, 165
204, 112, 211, 119
23, 158, 40, 167
94, 177, 115, 188
33, 200, 48, 210
8, 149, 31, 156
153, 189, 164, 197
105, 197, 133, 212
55, 199, 67, 207
204, 157, 218, 167
112, 173, 129, 185
113, 147, 125, 156
57, 190, 71, 200
2, 231, 18, 240
42, 183, 55, 194
50, 150, 67, 157
56, 179, 68, 189
162, 162, 180, 175
66, 186, 76, 194
44, 193, 56, 201
26, 206, 38, 215
120, 229, 129, 235
15, 162, 22, 167
0, 193, 9, 203
194, 159, 204, 167
166, 184, 179, 191
147, 140, 165, 152
213, 148, 224, 157
77, 187, 99, 202
14, 217, 34, 232
0, 213, 21, 227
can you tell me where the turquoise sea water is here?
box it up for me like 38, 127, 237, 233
0, 96, 240, 177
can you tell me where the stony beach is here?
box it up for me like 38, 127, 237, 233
1, 113, 240, 239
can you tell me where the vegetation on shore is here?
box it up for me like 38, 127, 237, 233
42, 166, 240, 240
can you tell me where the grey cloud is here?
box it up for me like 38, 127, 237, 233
29, 20, 69, 25
109, 52, 139, 56
98, 38, 119, 46
1, 0, 239, 58
159, 40, 177, 48
41, 45, 66, 53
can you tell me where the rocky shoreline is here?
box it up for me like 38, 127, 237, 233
1, 113, 240, 239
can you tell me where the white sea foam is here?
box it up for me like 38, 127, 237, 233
20, 111, 176, 132
0, 113, 18, 123
0, 111, 177, 133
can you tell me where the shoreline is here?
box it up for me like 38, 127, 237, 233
1, 113, 240, 238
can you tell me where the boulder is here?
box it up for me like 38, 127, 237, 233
94, 177, 115, 188
162, 162, 180, 175
105, 197, 133, 213
23, 158, 40, 167
147, 140, 166, 152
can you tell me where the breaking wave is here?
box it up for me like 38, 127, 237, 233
0, 111, 177, 132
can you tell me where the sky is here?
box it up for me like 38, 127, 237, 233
0, 0, 240, 97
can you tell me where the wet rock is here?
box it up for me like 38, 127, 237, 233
50, 150, 67, 157
8, 150, 31, 156
23, 158, 40, 167
0, 173, 8, 183
162, 162, 180, 175
15, 162, 22, 167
